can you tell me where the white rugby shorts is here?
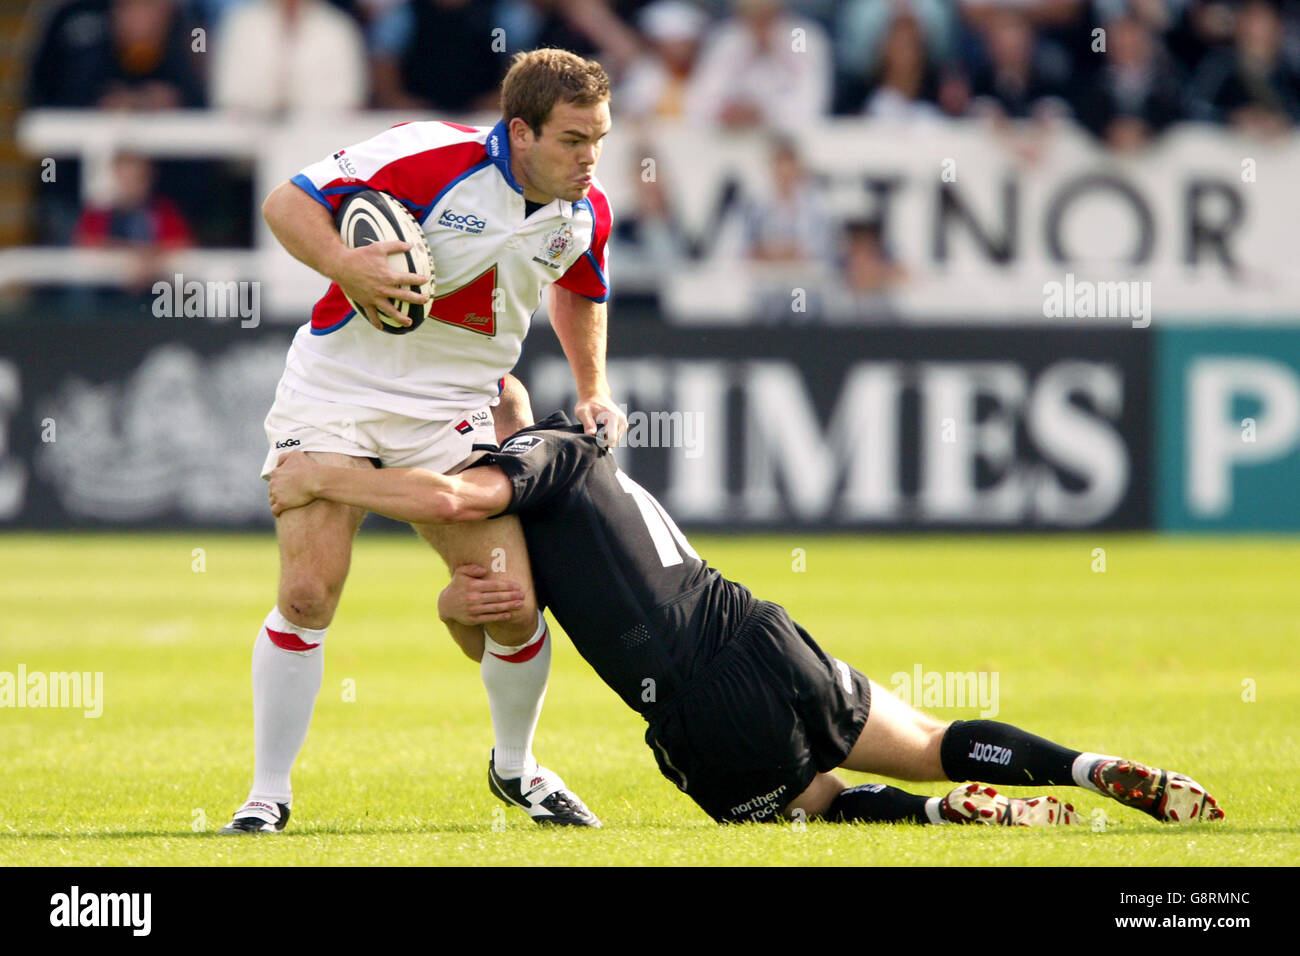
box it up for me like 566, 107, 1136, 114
260, 382, 498, 479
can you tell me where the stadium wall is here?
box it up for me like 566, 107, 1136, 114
4, 316, 1295, 532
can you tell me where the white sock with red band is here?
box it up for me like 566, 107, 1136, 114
481, 611, 550, 779
248, 606, 327, 806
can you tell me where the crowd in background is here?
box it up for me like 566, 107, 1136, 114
19, 0, 1300, 318
28, 0, 1300, 132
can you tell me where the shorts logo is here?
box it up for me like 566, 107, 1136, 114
499, 435, 542, 455
274, 438, 301, 449
471, 409, 492, 427
834, 659, 853, 695
454, 420, 472, 436
730, 784, 788, 822
333, 150, 358, 180
437, 208, 486, 234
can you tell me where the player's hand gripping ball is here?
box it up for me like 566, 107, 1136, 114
335, 189, 435, 334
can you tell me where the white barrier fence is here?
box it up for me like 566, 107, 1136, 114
10, 109, 1300, 323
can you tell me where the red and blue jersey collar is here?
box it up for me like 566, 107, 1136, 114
486, 120, 524, 196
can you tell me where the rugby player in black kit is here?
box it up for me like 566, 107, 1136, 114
268, 377, 1224, 828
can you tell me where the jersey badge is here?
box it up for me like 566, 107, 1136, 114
532, 223, 575, 270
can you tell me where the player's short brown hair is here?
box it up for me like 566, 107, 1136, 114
501, 49, 610, 134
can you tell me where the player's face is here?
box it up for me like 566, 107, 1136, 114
513, 100, 611, 204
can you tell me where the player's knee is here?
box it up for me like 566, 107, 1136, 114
279, 576, 341, 629
926, 719, 954, 778
785, 773, 846, 820
926, 716, 952, 743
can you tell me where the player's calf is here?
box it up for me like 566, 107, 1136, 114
838, 679, 949, 780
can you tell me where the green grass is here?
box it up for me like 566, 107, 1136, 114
1, 532, 1297, 866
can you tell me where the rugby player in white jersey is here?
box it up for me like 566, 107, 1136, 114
220, 50, 625, 833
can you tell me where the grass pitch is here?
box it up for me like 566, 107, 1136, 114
0, 531, 1296, 867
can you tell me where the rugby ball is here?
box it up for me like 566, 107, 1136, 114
335, 189, 435, 334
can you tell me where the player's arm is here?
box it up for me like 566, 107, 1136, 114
261, 180, 428, 330
269, 451, 511, 523
548, 284, 628, 445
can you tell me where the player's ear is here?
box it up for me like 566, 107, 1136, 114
507, 117, 536, 148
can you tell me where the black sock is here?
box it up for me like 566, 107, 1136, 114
827, 783, 935, 824
939, 720, 1082, 787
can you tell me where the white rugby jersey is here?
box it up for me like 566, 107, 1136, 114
280, 119, 612, 420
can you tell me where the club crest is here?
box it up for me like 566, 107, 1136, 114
533, 223, 575, 270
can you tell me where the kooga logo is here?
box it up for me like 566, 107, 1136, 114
438, 208, 486, 234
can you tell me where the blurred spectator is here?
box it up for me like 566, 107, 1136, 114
28, 0, 109, 106
743, 135, 831, 264
369, 0, 498, 112
835, 0, 956, 107
684, 0, 833, 130
861, 10, 945, 122
189, 0, 251, 28
1093, 0, 1178, 30
968, 7, 1071, 119
74, 153, 193, 250
840, 220, 904, 293
1073, 13, 1185, 148
962, 0, 1085, 30
496, 0, 642, 76
1165, 0, 1239, 70
194, 0, 364, 29
28, 0, 204, 108
608, 142, 693, 304
689, 0, 833, 22
72, 152, 194, 294
212, 0, 368, 114
823, 219, 904, 322
1188, 0, 1300, 132
617, 0, 707, 120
